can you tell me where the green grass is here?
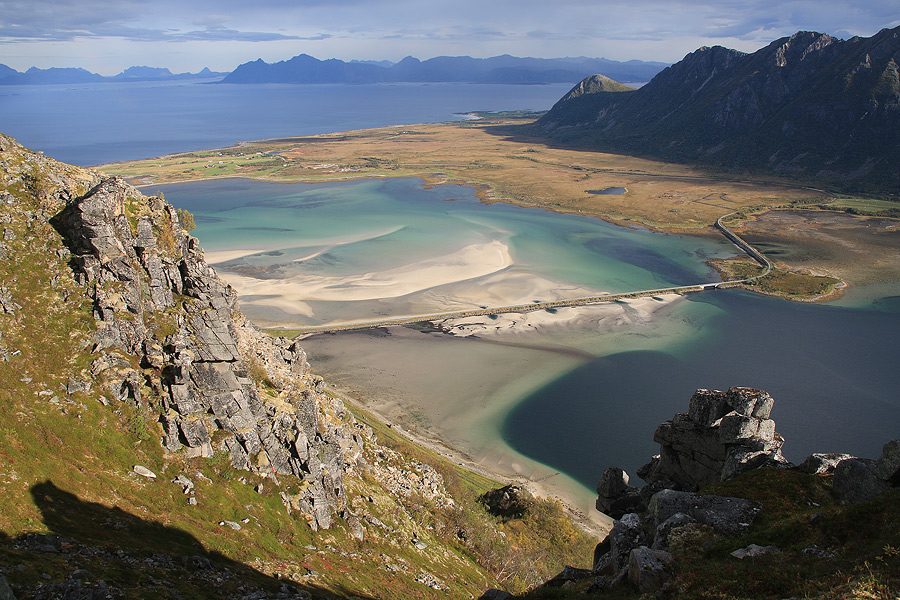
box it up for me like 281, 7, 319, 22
822, 195, 900, 217
516, 468, 900, 600
710, 257, 842, 300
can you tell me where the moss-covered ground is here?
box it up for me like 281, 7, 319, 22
517, 468, 899, 599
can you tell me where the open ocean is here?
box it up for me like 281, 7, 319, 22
0, 79, 572, 166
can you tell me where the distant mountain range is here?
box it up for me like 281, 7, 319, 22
0, 65, 226, 85
0, 55, 667, 87
535, 27, 900, 193
220, 54, 668, 85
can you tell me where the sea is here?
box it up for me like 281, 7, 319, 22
3, 79, 898, 500
0, 79, 572, 166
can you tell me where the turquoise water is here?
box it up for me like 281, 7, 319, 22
165, 178, 739, 326
164, 177, 900, 495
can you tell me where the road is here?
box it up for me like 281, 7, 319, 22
290, 215, 771, 337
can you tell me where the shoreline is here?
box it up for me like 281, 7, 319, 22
328, 363, 614, 538
298, 296, 686, 539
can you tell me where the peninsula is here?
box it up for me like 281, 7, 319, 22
101, 114, 884, 302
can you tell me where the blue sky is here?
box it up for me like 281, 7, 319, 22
1, 0, 897, 75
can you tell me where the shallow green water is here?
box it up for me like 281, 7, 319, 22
163, 177, 900, 497
165, 178, 740, 326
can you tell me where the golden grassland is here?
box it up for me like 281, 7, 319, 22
100, 116, 900, 300
100, 117, 827, 232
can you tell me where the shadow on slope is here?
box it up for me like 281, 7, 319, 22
0, 480, 374, 600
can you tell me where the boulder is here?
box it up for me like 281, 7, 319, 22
874, 439, 900, 485
648, 489, 760, 537
627, 546, 673, 593
171, 475, 194, 495
797, 453, 855, 475
832, 458, 888, 504
133, 465, 156, 479
597, 466, 632, 497
730, 544, 779, 559
651, 512, 696, 551
596, 467, 643, 518
609, 513, 649, 571
480, 484, 532, 519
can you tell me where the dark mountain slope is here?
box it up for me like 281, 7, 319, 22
536, 27, 900, 193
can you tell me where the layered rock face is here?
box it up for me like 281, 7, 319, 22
597, 387, 787, 518
51, 174, 367, 530
638, 387, 788, 492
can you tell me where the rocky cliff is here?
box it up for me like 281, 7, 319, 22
0, 129, 404, 533
44, 162, 366, 532
536, 27, 900, 193
0, 133, 598, 599
495, 387, 900, 599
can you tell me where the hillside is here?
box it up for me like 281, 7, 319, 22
535, 27, 900, 194
0, 134, 596, 599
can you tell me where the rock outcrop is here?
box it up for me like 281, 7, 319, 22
638, 387, 789, 493
48, 171, 368, 530
598, 387, 788, 519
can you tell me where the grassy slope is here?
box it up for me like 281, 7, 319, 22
0, 138, 597, 599
518, 468, 900, 600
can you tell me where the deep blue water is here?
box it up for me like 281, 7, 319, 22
0, 80, 572, 166
502, 288, 900, 489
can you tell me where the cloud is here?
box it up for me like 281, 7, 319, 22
0, 0, 327, 43
0, 0, 896, 72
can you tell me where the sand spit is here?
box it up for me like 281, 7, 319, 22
437, 293, 684, 337
223, 240, 511, 303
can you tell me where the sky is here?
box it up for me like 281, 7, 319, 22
1, 0, 898, 75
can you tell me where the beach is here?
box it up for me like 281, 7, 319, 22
299, 295, 685, 535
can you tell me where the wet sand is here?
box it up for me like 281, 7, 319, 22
213, 239, 606, 328
300, 295, 684, 535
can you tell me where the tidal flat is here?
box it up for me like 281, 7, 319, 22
156, 174, 900, 531
113, 118, 900, 531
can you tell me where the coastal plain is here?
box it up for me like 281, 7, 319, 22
102, 116, 827, 231
99, 116, 900, 532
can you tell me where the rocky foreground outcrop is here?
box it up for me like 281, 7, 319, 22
0, 132, 371, 531
598, 387, 789, 518
520, 387, 900, 597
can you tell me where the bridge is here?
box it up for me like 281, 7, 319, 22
291, 214, 772, 337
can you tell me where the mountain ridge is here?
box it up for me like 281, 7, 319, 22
0, 65, 227, 85
534, 27, 900, 193
0, 55, 667, 86
220, 54, 667, 85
